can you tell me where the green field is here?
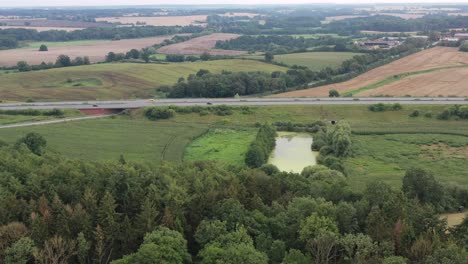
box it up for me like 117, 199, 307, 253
243, 52, 359, 71
184, 128, 257, 166
0, 60, 287, 101
21, 40, 103, 49
0, 109, 83, 125
0, 104, 466, 190
345, 134, 468, 190
0, 118, 208, 162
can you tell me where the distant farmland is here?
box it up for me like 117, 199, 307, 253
158, 33, 247, 56
0, 26, 84, 32
274, 47, 468, 97
0, 35, 182, 66
245, 52, 360, 71
96, 15, 208, 26
0, 59, 287, 101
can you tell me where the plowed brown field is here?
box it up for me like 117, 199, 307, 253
157, 33, 247, 56
0, 35, 181, 66
273, 47, 468, 97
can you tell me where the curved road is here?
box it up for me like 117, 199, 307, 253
0, 97, 467, 111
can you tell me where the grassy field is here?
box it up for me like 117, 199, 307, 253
345, 134, 468, 190
440, 212, 467, 228
243, 52, 359, 71
22, 40, 102, 49
184, 128, 257, 166
0, 60, 287, 101
0, 118, 208, 163
0, 104, 466, 190
0, 109, 83, 125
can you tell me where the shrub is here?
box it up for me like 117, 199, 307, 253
409, 110, 420, 117
39, 44, 48, 51
144, 107, 175, 120
329, 89, 340, 97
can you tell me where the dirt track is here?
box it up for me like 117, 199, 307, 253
273, 47, 468, 97
0, 36, 179, 66
157, 33, 247, 56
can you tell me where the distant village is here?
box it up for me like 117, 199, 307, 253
356, 31, 468, 50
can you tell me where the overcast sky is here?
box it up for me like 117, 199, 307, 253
1, 0, 468, 7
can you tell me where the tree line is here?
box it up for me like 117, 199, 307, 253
0, 25, 203, 49
245, 124, 277, 168
323, 15, 468, 35
166, 69, 316, 98
215, 35, 351, 54
0, 133, 467, 263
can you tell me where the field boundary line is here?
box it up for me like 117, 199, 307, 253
0, 114, 114, 129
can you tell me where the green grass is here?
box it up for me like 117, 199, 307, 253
150, 53, 168, 61
0, 109, 83, 125
184, 128, 257, 166
0, 60, 287, 101
0, 104, 466, 190
345, 64, 468, 96
345, 134, 468, 190
242, 52, 360, 71
0, 117, 208, 163
169, 105, 468, 136
21, 40, 103, 49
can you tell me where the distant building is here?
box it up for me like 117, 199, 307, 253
360, 39, 401, 49
409, 35, 429, 40
441, 37, 460, 44
454, 33, 468, 40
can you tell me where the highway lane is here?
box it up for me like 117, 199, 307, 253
0, 97, 467, 110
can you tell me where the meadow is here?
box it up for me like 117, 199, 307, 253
345, 134, 468, 190
184, 128, 257, 166
0, 59, 287, 101
0, 117, 208, 162
0, 104, 466, 190
243, 52, 360, 71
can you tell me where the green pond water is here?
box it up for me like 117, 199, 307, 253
268, 132, 318, 173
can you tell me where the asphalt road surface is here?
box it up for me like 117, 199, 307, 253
1, 97, 467, 110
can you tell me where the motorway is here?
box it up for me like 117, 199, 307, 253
0, 97, 467, 110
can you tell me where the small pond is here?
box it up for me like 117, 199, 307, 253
268, 132, 318, 173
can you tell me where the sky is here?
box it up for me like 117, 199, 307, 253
1, 0, 468, 7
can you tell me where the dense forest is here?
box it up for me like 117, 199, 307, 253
0, 132, 467, 263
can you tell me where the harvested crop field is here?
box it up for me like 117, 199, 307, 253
274, 47, 468, 97
0, 35, 180, 66
324, 15, 369, 22
157, 33, 247, 56
376, 13, 425, 19
96, 15, 208, 26
358, 67, 468, 97
0, 26, 84, 32
0, 59, 286, 101
0, 19, 107, 28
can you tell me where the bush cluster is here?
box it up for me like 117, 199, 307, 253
245, 124, 277, 168
437, 105, 468, 120
274, 121, 327, 133
368, 103, 402, 112
0, 108, 64, 116
143, 107, 175, 120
